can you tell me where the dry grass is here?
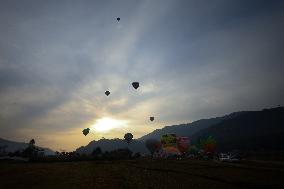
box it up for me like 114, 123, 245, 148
1, 159, 284, 189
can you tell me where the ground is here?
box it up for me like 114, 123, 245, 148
0, 159, 284, 189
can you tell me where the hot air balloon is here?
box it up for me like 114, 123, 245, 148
199, 136, 216, 153
105, 91, 110, 96
161, 134, 177, 148
150, 116, 154, 121
82, 128, 90, 136
124, 133, 133, 144
117, 17, 120, 22
177, 137, 190, 154
163, 146, 181, 156
145, 139, 161, 157
132, 82, 139, 89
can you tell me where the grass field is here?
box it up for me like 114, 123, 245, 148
1, 159, 284, 189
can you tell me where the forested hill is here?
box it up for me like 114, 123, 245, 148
138, 111, 248, 141
191, 107, 284, 151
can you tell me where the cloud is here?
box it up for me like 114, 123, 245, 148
0, 0, 283, 151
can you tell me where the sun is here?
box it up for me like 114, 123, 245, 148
90, 117, 128, 133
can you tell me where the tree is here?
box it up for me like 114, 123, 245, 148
22, 139, 39, 158
109, 148, 132, 160
92, 147, 102, 158
133, 152, 141, 159
0, 145, 8, 156
29, 139, 35, 146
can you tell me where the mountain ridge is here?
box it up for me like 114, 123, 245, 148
138, 111, 249, 141
191, 107, 284, 151
2, 107, 283, 154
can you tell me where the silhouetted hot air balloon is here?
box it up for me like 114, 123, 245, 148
117, 17, 120, 22
150, 116, 154, 122
132, 82, 139, 89
124, 133, 133, 144
145, 139, 161, 157
82, 128, 90, 136
105, 91, 110, 96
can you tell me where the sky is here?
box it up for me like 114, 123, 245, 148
0, 0, 284, 151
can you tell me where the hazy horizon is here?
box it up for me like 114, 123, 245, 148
1, 0, 284, 151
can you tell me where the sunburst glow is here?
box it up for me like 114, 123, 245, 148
91, 117, 128, 133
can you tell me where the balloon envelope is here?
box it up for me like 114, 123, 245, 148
150, 117, 154, 121
163, 146, 181, 155
199, 136, 216, 153
161, 134, 177, 148
82, 128, 90, 136
117, 17, 120, 21
124, 133, 133, 144
145, 139, 161, 155
132, 82, 139, 89
177, 137, 190, 153
105, 91, 110, 96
